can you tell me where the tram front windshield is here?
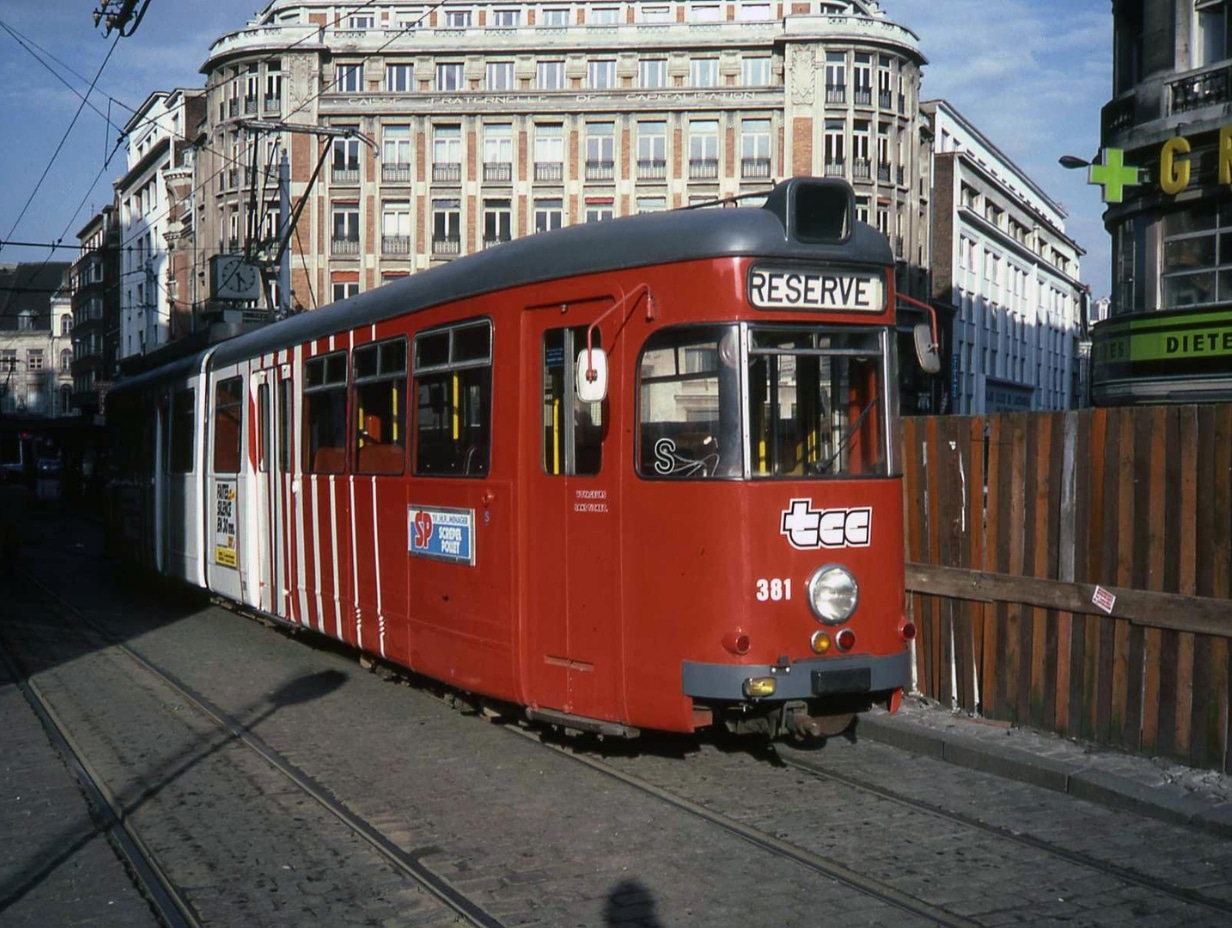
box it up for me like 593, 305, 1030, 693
638, 324, 890, 479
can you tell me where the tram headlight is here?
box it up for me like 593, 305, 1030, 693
806, 565, 858, 625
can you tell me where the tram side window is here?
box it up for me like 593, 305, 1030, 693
213, 377, 244, 474
638, 325, 742, 478
304, 352, 348, 473
169, 388, 195, 474
353, 337, 407, 475
542, 327, 603, 476
278, 377, 292, 473
413, 320, 492, 477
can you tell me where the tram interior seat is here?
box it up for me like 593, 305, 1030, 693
312, 447, 347, 473
357, 415, 405, 474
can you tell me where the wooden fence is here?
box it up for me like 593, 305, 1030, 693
901, 406, 1232, 772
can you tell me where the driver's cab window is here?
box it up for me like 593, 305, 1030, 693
542, 327, 603, 476
413, 320, 492, 476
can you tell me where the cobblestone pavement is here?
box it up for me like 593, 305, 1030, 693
2, 509, 1231, 927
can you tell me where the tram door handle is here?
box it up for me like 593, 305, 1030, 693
481, 490, 495, 507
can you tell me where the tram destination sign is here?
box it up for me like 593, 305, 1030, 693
748, 266, 885, 313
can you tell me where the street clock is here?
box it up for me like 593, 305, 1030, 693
210, 254, 262, 301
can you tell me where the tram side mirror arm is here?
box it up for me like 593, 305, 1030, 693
576, 348, 608, 403
913, 323, 941, 375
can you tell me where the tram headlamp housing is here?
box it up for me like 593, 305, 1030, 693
807, 565, 859, 625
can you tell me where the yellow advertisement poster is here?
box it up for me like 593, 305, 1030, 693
215, 479, 237, 568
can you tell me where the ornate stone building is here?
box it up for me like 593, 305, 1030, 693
192, 0, 930, 319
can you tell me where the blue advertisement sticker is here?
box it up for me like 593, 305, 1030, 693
408, 505, 476, 566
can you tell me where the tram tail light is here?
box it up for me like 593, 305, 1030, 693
836, 628, 856, 652
900, 620, 917, 642
743, 677, 777, 698
722, 629, 751, 655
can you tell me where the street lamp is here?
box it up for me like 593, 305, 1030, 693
1058, 154, 1094, 170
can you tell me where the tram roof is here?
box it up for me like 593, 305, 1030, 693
124, 177, 893, 386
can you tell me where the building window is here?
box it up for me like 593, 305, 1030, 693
331, 135, 360, 182
586, 122, 615, 179
534, 124, 564, 181
692, 3, 722, 22
491, 8, 520, 27
382, 124, 411, 182
486, 60, 514, 90
382, 200, 411, 255
691, 58, 718, 88
639, 58, 667, 88
18, 310, 35, 331
385, 63, 413, 92
825, 52, 846, 103
444, 9, 472, 28
332, 280, 359, 302
483, 199, 512, 247
60, 349, 72, 372
637, 121, 667, 179
413, 320, 492, 477
586, 201, 614, 223
588, 58, 616, 89
433, 125, 462, 182
852, 120, 871, 179
436, 62, 464, 91
538, 59, 566, 90
26, 349, 43, 372
1160, 202, 1232, 309
741, 118, 771, 178
483, 123, 513, 182
824, 120, 845, 175
878, 56, 894, 108
853, 54, 872, 106
637, 196, 666, 213
641, 5, 672, 23
334, 63, 363, 93
332, 204, 360, 255
737, 3, 772, 21
542, 8, 570, 26
689, 120, 719, 179
348, 13, 374, 29
742, 56, 771, 86
590, 6, 620, 25
534, 198, 563, 233
433, 198, 461, 255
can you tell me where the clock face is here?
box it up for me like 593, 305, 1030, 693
213, 255, 260, 300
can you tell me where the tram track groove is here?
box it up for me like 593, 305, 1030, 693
776, 748, 1232, 917
19, 571, 506, 928
0, 624, 199, 928
505, 725, 984, 928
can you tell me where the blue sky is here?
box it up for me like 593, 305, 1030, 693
0, 0, 1113, 297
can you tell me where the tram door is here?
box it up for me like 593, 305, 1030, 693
204, 371, 245, 603
251, 368, 285, 617
522, 309, 624, 723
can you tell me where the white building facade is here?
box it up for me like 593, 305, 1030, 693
925, 100, 1087, 414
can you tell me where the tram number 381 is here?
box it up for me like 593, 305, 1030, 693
755, 578, 793, 602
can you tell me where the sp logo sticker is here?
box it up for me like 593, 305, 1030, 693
780, 499, 871, 549
413, 510, 434, 549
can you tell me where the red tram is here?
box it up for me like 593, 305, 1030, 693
107, 177, 922, 739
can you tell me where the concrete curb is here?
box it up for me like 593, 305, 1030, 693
856, 704, 1232, 839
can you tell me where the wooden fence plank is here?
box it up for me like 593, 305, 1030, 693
1139, 406, 1167, 755
925, 416, 944, 701
983, 416, 1005, 718
1056, 411, 1079, 735
902, 416, 925, 694
1214, 406, 1232, 772
1174, 407, 1197, 760
969, 416, 987, 715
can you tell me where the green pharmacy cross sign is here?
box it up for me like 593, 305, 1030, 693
1088, 149, 1141, 203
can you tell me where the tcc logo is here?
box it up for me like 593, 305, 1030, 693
780, 499, 872, 549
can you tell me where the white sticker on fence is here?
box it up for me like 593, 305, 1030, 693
1092, 585, 1116, 615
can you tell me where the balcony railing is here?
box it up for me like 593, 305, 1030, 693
263, 95, 281, 114
432, 236, 461, 256
1101, 93, 1135, 137
826, 84, 846, 104
1170, 66, 1231, 115
852, 158, 872, 180
854, 88, 872, 106
877, 162, 891, 183
244, 97, 258, 115
638, 158, 667, 180
535, 161, 564, 182
824, 159, 845, 177
433, 162, 462, 183
382, 163, 412, 183
332, 238, 360, 256
331, 168, 360, 184
689, 158, 719, 180
585, 159, 614, 181
483, 236, 511, 249
879, 90, 893, 109
483, 162, 513, 183
382, 234, 411, 255
741, 157, 771, 179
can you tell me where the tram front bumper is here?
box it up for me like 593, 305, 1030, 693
681, 650, 910, 701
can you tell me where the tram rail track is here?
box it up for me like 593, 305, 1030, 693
3, 570, 505, 928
